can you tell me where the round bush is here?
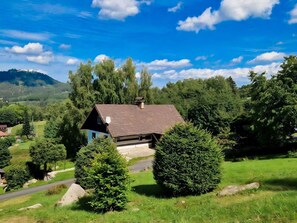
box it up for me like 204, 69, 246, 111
153, 123, 223, 196
5, 165, 30, 191
75, 138, 117, 189
87, 139, 130, 212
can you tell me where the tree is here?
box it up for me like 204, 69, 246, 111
29, 138, 66, 174
122, 58, 138, 104
0, 140, 12, 168
249, 56, 297, 148
21, 109, 31, 138
153, 123, 223, 196
138, 67, 153, 104
5, 165, 30, 191
87, 139, 130, 212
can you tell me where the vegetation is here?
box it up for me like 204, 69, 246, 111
87, 139, 130, 212
29, 138, 66, 174
1, 158, 297, 222
5, 165, 30, 191
0, 138, 12, 168
153, 123, 223, 196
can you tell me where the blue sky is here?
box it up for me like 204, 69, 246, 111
0, 0, 296, 86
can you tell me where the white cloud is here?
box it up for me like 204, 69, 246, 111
195, 56, 208, 61
168, 2, 183, 13
27, 51, 53, 64
142, 59, 191, 70
152, 62, 281, 83
59, 44, 71, 49
177, 0, 279, 32
94, 54, 109, 63
248, 51, 285, 63
0, 29, 52, 41
231, 56, 243, 63
0, 39, 18, 45
92, 0, 140, 20
276, 41, 284, 45
66, 58, 79, 65
5, 43, 43, 55
78, 11, 93, 18
289, 4, 297, 24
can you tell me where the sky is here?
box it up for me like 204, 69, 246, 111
0, 0, 296, 87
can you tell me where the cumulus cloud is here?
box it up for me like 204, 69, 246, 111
66, 58, 79, 65
27, 51, 53, 64
0, 29, 51, 41
168, 2, 183, 13
231, 56, 243, 63
94, 54, 109, 63
142, 59, 191, 70
177, 0, 279, 32
195, 56, 208, 61
92, 0, 140, 20
5, 43, 43, 55
59, 44, 71, 49
289, 4, 297, 24
248, 51, 285, 63
152, 62, 281, 83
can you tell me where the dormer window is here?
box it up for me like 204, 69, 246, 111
97, 116, 102, 125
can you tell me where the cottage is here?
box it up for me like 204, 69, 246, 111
0, 124, 7, 132
0, 131, 8, 137
81, 99, 184, 147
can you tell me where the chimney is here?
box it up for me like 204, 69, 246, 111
135, 97, 145, 109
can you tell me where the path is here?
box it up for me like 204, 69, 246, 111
0, 158, 154, 201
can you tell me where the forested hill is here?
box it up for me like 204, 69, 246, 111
0, 69, 59, 86
0, 69, 70, 104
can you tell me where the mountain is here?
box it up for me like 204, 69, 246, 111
0, 69, 70, 103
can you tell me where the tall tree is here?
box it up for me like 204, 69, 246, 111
138, 67, 153, 104
21, 109, 31, 138
122, 58, 138, 104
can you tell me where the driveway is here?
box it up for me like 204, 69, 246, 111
117, 145, 155, 160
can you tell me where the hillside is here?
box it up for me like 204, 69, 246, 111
0, 69, 70, 103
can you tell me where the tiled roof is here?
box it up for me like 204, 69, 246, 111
94, 104, 184, 138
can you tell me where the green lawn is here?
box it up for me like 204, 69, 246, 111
10, 120, 46, 137
1, 158, 297, 222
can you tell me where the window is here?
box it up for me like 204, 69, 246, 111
97, 116, 102, 125
92, 132, 96, 139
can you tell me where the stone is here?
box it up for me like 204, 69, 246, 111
57, 183, 86, 207
18, 203, 42, 211
23, 178, 38, 188
218, 182, 260, 196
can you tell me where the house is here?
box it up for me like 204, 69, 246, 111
81, 98, 184, 147
0, 124, 7, 132
0, 131, 8, 137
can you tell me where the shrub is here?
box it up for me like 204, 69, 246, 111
46, 184, 67, 195
287, 150, 297, 158
153, 123, 223, 196
5, 165, 30, 191
87, 139, 130, 212
75, 138, 111, 189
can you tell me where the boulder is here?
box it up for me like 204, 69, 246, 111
57, 183, 86, 207
218, 182, 260, 196
23, 179, 38, 188
18, 203, 42, 211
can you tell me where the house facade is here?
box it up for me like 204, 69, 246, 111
81, 100, 184, 147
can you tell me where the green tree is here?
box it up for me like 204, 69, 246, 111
138, 67, 153, 104
153, 123, 223, 196
29, 138, 66, 174
21, 109, 31, 138
0, 140, 12, 168
87, 138, 130, 212
122, 58, 138, 104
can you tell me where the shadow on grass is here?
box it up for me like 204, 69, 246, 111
132, 184, 169, 198
70, 196, 97, 213
263, 178, 297, 191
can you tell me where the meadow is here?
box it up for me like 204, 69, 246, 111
1, 157, 297, 223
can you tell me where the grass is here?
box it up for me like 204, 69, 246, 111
127, 155, 154, 166
10, 121, 46, 137
1, 157, 297, 222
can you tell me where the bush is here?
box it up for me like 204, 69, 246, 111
153, 123, 223, 196
46, 184, 67, 195
87, 139, 130, 212
287, 150, 297, 158
75, 138, 111, 189
5, 165, 30, 191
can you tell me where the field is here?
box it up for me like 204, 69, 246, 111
1, 158, 297, 223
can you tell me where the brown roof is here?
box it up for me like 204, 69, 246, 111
91, 104, 184, 138
0, 131, 8, 137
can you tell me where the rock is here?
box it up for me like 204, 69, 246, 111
218, 182, 260, 196
18, 203, 42, 211
44, 172, 56, 181
23, 178, 38, 188
57, 183, 86, 207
